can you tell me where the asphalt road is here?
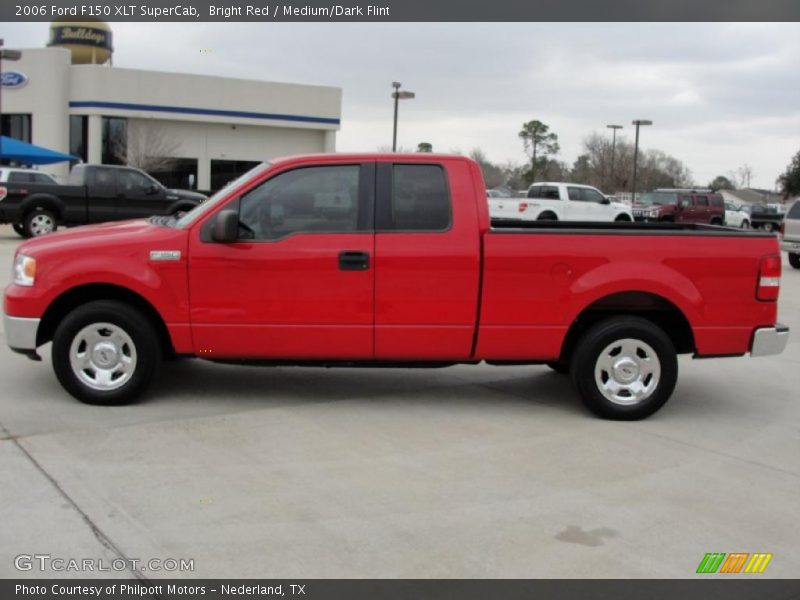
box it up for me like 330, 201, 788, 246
1, 224, 798, 579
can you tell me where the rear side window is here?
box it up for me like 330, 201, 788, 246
567, 187, 583, 201
710, 195, 724, 207
90, 168, 116, 189
788, 201, 800, 219
384, 164, 450, 232
528, 185, 559, 200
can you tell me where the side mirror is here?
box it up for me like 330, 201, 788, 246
213, 210, 240, 243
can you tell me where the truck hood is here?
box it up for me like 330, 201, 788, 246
16, 219, 188, 259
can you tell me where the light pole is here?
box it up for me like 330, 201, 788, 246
606, 124, 622, 191
630, 119, 652, 203
0, 39, 23, 164
391, 81, 415, 152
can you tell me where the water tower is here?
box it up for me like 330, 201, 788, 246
47, 19, 113, 65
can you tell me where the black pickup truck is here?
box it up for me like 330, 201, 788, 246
744, 204, 785, 232
0, 164, 206, 237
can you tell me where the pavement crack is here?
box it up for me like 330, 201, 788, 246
0, 421, 159, 588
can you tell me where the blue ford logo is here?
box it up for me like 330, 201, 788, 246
1, 72, 28, 88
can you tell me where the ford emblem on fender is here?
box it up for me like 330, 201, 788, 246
1, 72, 28, 88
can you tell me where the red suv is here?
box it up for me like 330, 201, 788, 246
632, 190, 725, 225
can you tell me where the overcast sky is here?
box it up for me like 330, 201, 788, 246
5, 22, 800, 189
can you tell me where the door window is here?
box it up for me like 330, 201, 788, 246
679, 196, 693, 208
695, 196, 709, 206
239, 165, 361, 241
581, 188, 606, 203
118, 170, 153, 194
567, 187, 583, 201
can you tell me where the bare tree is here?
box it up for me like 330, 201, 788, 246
116, 120, 180, 173
737, 164, 755, 189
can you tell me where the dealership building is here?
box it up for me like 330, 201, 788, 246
0, 21, 341, 191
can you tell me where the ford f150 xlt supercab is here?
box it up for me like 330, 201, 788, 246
0, 164, 206, 238
3, 154, 790, 420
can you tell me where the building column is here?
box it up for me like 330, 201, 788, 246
198, 157, 211, 192
323, 130, 336, 153
87, 115, 103, 164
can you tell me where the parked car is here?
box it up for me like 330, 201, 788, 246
724, 202, 750, 228
0, 164, 207, 238
4, 154, 788, 420
746, 204, 785, 233
780, 199, 800, 269
489, 182, 632, 222
632, 190, 725, 225
0, 167, 59, 185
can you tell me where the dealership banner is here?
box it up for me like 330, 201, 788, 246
4, 0, 800, 21
3, 580, 800, 599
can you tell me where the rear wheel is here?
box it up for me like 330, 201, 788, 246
790, 253, 800, 269
710, 218, 723, 226
570, 316, 678, 420
24, 209, 57, 237
615, 214, 632, 222
762, 222, 775, 233
740, 219, 750, 229
52, 300, 162, 405
537, 212, 558, 221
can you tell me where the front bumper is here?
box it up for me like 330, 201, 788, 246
3, 314, 40, 351
751, 324, 790, 357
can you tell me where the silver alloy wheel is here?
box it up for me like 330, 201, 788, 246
69, 322, 138, 391
29, 213, 55, 236
594, 338, 661, 406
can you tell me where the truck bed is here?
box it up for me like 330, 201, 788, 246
489, 218, 775, 237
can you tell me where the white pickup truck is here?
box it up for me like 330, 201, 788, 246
489, 182, 633, 222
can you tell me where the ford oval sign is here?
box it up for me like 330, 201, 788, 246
1, 72, 28, 89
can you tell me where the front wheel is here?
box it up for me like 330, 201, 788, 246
790, 253, 800, 269
615, 214, 632, 222
570, 316, 678, 420
52, 300, 162, 405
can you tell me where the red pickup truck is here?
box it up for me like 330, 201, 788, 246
3, 154, 789, 419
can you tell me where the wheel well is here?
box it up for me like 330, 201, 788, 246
537, 211, 558, 220
615, 213, 632, 222
23, 197, 62, 220
559, 291, 695, 362
37, 284, 175, 355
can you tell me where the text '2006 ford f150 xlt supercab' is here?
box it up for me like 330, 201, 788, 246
3, 154, 790, 419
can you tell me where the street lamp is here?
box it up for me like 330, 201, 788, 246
606, 124, 623, 191
0, 39, 23, 164
630, 119, 653, 203
391, 81, 415, 152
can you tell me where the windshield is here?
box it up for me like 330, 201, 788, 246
637, 192, 678, 206
175, 162, 271, 228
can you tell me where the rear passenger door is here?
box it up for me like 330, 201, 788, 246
85, 167, 119, 223
694, 195, 711, 223
374, 161, 481, 359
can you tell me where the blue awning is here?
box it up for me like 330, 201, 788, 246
0, 136, 77, 165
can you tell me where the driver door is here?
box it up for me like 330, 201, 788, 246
116, 168, 167, 219
188, 162, 375, 359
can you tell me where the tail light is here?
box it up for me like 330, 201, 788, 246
518, 202, 528, 213
757, 254, 782, 301
0, 186, 6, 201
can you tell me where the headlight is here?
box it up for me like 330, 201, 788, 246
13, 254, 36, 287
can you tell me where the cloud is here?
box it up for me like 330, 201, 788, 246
5, 22, 799, 188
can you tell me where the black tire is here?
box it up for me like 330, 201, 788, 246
740, 219, 750, 229
24, 209, 57, 237
52, 300, 162, 405
762, 222, 775, 233
710, 218, 723, 226
615, 214, 632, 222
570, 316, 678, 420
546, 361, 569, 374
12, 223, 30, 238
537, 212, 558, 221
790, 253, 800, 270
